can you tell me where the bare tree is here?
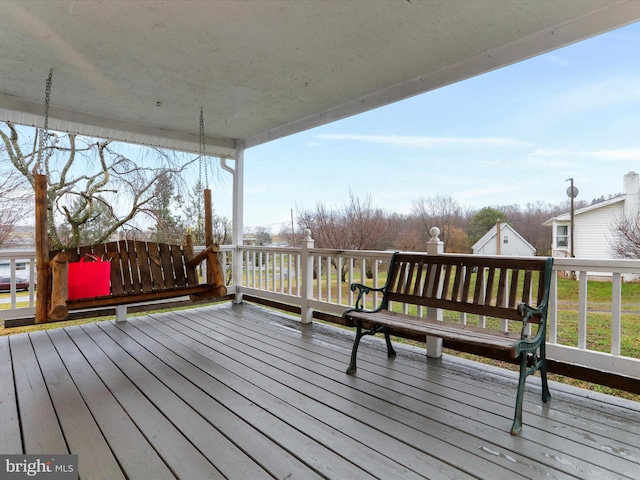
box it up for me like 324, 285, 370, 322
0, 122, 199, 250
412, 194, 467, 251
298, 192, 394, 280
0, 162, 32, 247
610, 214, 640, 259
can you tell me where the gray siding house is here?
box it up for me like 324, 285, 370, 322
471, 222, 536, 257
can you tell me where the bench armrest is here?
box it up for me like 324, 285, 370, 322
346, 282, 387, 313
516, 302, 548, 347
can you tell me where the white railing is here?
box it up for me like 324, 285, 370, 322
2, 235, 639, 381
230, 231, 640, 382
0, 249, 37, 320
547, 257, 640, 379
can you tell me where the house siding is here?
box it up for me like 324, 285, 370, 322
472, 224, 536, 256
574, 203, 624, 259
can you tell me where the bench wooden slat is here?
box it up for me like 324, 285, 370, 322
461, 265, 472, 303
537, 268, 546, 305
135, 241, 153, 293
146, 242, 164, 291
508, 268, 519, 309
412, 263, 422, 296
346, 310, 519, 353
484, 266, 496, 306
496, 267, 507, 307
107, 242, 125, 296
522, 270, 532, 305
171, 244, 187, 287
118, 240, 134, 293
159, 243, 176, 289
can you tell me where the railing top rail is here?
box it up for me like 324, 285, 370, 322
0, 249, 37, 260
553, 257, 640, 273
308, 248, 395, 259
239, 245, 300, 254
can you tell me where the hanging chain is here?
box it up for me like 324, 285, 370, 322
199, 107, 209, 188
37, 69, 53, 174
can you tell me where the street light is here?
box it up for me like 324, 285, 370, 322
566, 178, 579, 258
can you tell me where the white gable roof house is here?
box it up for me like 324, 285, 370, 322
472, 222, 536, 257
544, 171, 640, 280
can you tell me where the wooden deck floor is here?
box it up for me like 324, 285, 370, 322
1, 302, 639, 479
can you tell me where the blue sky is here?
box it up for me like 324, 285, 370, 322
211, 22, 640, 233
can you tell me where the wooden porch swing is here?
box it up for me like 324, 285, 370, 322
36, 174, 227, 323
33, 92, 227, 323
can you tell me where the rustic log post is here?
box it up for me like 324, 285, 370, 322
49, 251, 70, 321
207, 252, 226, 294
426, 226, 444, 358
35, 174, 50, 323
184, 234, 195, 261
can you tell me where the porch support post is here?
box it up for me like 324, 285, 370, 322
426, 226, 444, 358
300, 229, 314, 324
35, 173, 49, 323
232, 141, 244, 303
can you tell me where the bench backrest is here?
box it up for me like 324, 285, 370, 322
51, 240, 201, 296
384, 253, 553, 322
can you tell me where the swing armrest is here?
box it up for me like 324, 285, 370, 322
49, 251, 71, 320
187, 244, 220, 268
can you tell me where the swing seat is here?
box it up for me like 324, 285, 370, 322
47, 237, 227, 321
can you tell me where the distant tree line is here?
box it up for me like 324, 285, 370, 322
285, 193, 590, 257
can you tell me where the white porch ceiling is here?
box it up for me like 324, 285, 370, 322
1, 1, 639, 159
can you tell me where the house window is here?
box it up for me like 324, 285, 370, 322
503, 235, 509, 244
557, 225, 568, 247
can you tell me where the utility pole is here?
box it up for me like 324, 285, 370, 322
566, 178, 579, 258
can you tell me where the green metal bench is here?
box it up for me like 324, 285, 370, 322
343, 252, 554, 435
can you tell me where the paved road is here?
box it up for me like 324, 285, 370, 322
0, 294, 31, 305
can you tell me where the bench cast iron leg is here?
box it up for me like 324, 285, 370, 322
347, 322, 396, 374
382, 326, 396, 359
540, 343, 551, 403
347, 321, 365, 374
511, 352, 528, 435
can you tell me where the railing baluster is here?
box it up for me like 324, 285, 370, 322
325, 255, 331, 303
612, 272, 622, 356
578, 271, 588, 350
337, 256, 343, 306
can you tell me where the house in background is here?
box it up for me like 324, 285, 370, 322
471, 222, 536, 256
544, 171, 640, 261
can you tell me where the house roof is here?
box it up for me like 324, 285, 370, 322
543, 195, 625, 225
472, 222, 536, 253
1, 1, 638, 158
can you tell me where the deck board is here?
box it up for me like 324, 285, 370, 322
0, 336, 21, 454
2, 302, 640, 479
10, 334, 68, 454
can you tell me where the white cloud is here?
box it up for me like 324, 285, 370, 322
531, 147, 640, 161
546, 55, 568, 66
315, 134, 531, 148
